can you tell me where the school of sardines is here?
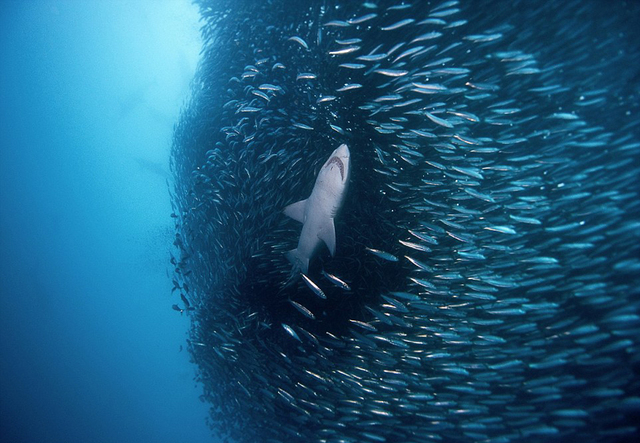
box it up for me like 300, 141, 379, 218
168, 0, 640, 442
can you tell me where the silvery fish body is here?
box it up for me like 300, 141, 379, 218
169, 1, 640, 442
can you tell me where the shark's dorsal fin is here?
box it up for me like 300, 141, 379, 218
318, 219, 336, 256
284, 199, 307, 223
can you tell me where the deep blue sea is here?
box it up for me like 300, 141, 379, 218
2, 1, 640, 443
0, 1, 216, 442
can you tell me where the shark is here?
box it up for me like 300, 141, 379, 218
284, 144, 351, 274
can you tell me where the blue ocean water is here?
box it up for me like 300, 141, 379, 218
0, 1, 216, 442
2, 1, 640, 443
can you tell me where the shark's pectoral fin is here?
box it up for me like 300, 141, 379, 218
284, 199, 307, 223
318, 219, 336, 256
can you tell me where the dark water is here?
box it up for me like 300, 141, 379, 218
0, 1, 215, 442
170, 0, 640, 442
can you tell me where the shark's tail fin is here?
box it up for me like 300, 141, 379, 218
286, 248, 309, 275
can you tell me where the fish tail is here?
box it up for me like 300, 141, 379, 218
286, 249, 309, 275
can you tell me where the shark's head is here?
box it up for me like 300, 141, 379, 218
322, 144, 351, 186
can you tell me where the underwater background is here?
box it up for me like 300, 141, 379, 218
2, 1, 640, 443
0, 1, 215, 442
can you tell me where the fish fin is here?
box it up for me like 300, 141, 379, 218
283, 199, 307, 223
318, 219, 336, 256
286, 249, 309, 274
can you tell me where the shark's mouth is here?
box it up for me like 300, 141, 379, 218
327, 156, 345, 180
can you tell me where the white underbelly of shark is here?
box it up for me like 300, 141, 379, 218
284, 144, 351, 274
